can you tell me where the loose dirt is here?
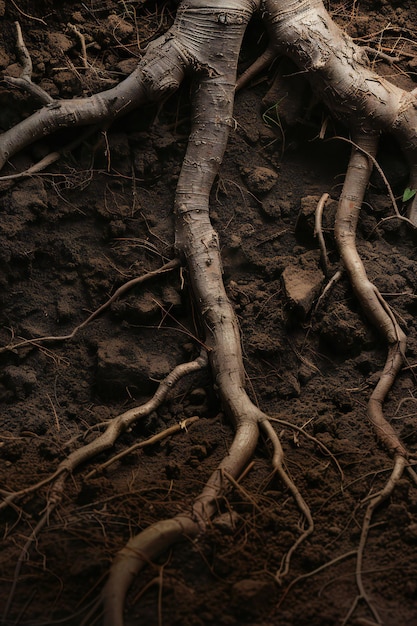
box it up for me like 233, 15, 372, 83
1, 1, 417, 625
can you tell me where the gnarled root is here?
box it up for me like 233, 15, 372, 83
1, 355, 207, 623
100, 22, 314, 619
3, 1, 417, 624
335, 131, 407, 456
335, 131, 410, 623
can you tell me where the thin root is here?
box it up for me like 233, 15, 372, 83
0, 259, 181, 354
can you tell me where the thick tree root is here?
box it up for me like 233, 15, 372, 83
98, 29, 314, 618
2, 1, 417, 624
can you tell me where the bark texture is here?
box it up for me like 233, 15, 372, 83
1, 2, 416, 625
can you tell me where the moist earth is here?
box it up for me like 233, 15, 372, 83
1, 1, 417, 625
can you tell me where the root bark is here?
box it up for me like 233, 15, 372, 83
2, 1, 417, 624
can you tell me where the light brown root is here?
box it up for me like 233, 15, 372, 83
8, 0, 47, 25
236, 44, 278, 90
314, 269, 343, 312
341, 455, 407, 626
102, 515, 199, 626
1, 353, 207, 514
85, 415, 200, 478
335, 132, 408, 456
0, 258, 181, 354
333, 135, 415, 230
260, 419, 314, 583
68, 23, 89, 69
5, 22, 54, 105
277, 550, 357, 611
314, 192, 331, 277
268, 416, 344, 482
335, 130, 410, 623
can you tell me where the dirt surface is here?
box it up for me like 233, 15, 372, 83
1, 1, 417, 625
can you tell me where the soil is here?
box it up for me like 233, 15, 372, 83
1, 1, 417, 625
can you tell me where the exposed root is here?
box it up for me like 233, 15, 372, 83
268, 416, 344, 482
8, 0, 47, 26
335, 132, 408, 455
335, 130, 410, 622
236, 44, 278, 90
68, 23, 89, 70
2, 1, 417, 624
85, 415, 200, 479
333, 135, 416, 229
260, 419, 314, 583
314, 269, 343, 312
314, 192, 331, 277
5, 22, 54, 105
341, 455, 408, 626
1, 352, 207, 514
0, 258, 181, 354
277, 550, 357, 611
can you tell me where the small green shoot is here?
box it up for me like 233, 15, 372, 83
402, 187, 416, 202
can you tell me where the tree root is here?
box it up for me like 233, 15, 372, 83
1, 354, 207, 622
260, 419, 314, 583
85, 415, 200, 479
342, 456, 408, 626
314, 192, 331, 277
0, 258, 181, 354
334, 131, 411, 623
1, 353, 207, 512
2, 1, 417, 624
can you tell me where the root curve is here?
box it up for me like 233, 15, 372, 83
1, 1, 417, 624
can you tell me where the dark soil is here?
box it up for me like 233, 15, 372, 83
1, 1, 417, 625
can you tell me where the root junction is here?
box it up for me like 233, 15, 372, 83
1, 1, 417, 625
